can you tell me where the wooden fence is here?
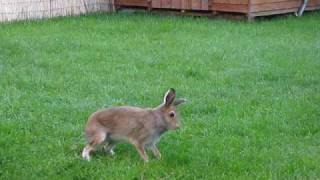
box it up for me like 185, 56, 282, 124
0, 0, 114, 22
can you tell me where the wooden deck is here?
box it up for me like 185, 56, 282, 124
114, 0, 320, 19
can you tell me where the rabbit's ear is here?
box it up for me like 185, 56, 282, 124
174, 98, 187, 106
164, 88, 176, 107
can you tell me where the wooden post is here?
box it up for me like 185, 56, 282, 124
208, 0, 213, 12
147, 0, 152, 11
247, 0, 254, 21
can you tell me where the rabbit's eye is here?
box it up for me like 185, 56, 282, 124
169, 111, 175, 118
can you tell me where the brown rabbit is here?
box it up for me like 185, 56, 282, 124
82, 88, 186, 162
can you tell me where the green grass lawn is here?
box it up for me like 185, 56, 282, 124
0, 11, 320, 179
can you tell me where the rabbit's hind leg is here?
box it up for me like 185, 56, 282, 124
82, 131, 106, 161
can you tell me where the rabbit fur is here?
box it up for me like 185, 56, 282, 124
82, 88, 186, 162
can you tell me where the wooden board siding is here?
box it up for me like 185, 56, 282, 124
301, 0, 320, 11
115, 0, 320, 18
250, 0, 320, 17
212, 0, 320, 16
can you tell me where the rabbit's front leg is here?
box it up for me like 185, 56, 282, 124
151, 144, 161, 159
133, 142, 149, 163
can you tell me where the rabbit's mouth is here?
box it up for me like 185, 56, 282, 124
173, 123, 181, 130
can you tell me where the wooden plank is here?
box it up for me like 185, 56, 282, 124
181, 0, 191, 9
305, 5, 320, 10
251, 8, 297, 16
251, 1, 300, 12
201, 0, 209, 10
251, 0, 298, 4
252, 0, 320, 5
213, 0, 248, 4
117, 0, 148, 6
152, 0, 161, 8
161, 0, 172, 8
172, 0, 182, 9
308, 0, 320, 6
191, 0, 201, 9
212, 3, 248, 13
